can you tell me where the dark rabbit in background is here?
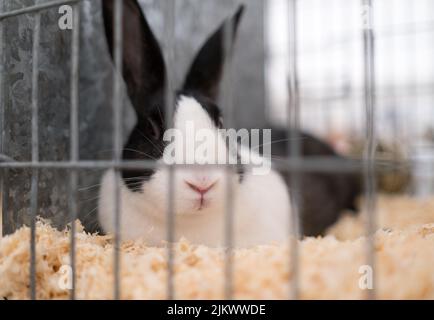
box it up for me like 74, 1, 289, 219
97, 0, 361, 246
265, 128, 361, 236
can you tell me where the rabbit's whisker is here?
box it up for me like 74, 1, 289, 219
123, 148, 160, 161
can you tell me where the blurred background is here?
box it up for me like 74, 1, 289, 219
266, 0, 434, 196
1, 0, 434, 234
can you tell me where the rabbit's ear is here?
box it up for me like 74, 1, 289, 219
102, 0, 166, 119
183, 5, 245, 101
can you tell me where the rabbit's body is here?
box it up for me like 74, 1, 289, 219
99, 96, 289, 247
99, 169, 289, 247
97, 0, 359, 247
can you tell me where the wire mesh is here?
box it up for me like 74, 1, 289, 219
0, 0, 394, 301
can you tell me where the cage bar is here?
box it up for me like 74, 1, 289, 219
362, 0, 377, 300
163, 0, 176, 300
222, 18, 236, 301
68, 2, 81, 300
112, 0, 124, 301
0, 156, 409, 174
0, 0, 5, 237
383, 0, 398, 160
29, 6, 42, 300
287, 0, 300, 300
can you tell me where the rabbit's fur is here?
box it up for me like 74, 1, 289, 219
97, 0, 360, 247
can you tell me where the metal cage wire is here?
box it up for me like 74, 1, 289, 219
0, 0, 380, 300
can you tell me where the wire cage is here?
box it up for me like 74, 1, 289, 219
1, 0, 433, 300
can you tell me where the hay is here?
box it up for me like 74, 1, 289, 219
1, 195, 434, 300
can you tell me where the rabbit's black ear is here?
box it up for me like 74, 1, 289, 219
183, 5, 245, 101
102, 0, 166, 119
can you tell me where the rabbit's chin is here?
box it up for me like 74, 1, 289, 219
169, 198, 221, 217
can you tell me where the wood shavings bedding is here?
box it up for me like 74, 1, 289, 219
328, 195, 434, 240
1, 195, 434, 300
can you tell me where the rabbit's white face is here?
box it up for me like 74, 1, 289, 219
102, 0, 246, 221
139, 95, 240, 217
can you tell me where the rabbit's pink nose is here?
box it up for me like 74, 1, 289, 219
185, 180, 217, 196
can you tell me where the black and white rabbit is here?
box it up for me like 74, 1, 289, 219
99, 0, 290, 247
98, 0, 360, 247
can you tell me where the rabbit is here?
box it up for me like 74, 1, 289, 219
98, 0, 290, 247
98, 0, 360, 247
257, 127, 361, 236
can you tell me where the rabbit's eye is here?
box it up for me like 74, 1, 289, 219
148, 118, 161, 140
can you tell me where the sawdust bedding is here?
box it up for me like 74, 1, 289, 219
1, 194, 434, 299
